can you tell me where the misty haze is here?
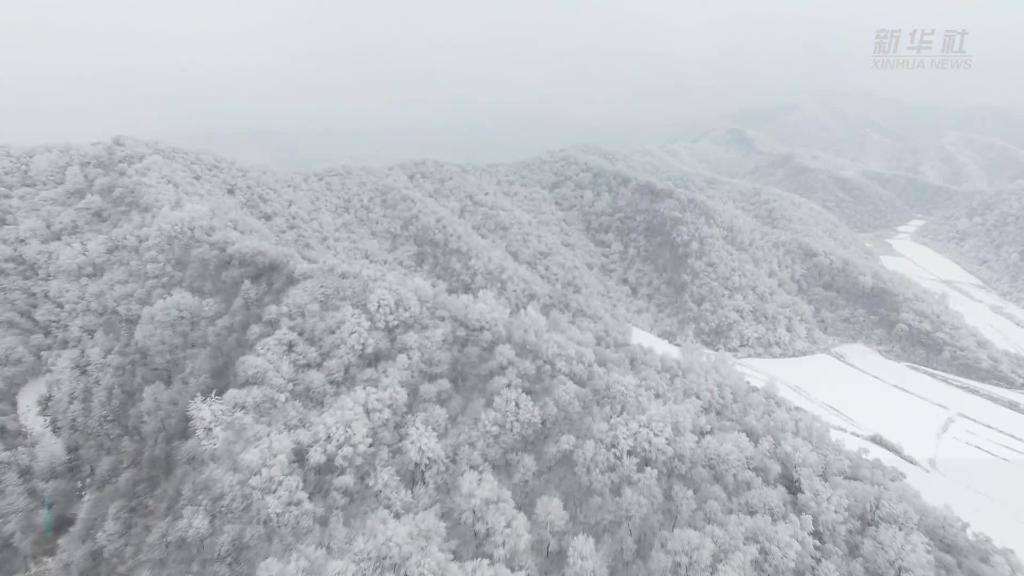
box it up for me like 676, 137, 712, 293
3, 2, 1024, 576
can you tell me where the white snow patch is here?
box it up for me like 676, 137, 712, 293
910, 364, 1024, 407
16, 378, 66, 470
630, 326, 683, 359
896, 218, 927, 234
888, 236, 985, 286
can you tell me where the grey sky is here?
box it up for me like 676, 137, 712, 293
2, 0, 1022, 168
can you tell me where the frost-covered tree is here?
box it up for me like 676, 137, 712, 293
565, 534, 606, 576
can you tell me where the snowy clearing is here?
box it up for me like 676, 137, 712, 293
630, 327, 1024, 557
629, 326, 684, 359
881, 220, 1024, 356
896, 219, 927, 235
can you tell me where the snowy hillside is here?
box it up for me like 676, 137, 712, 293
743, 347, 1024, 557
880, 220, 1024, 356
6, 0, 1024, 570
12, 140, 1023, 575
632, 328, 1024, 557
920, 187, 1024, 309
634, 217, 1024, 557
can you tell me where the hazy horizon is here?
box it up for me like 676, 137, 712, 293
4, 1, 1023, 168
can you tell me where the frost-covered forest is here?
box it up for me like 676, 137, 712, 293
2, 137, 1023, 575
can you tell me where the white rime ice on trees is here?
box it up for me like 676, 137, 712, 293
566, 534, 606, 576
1, 139, 1022, 575
533, 494, 568, 558
453, 470, 532, 566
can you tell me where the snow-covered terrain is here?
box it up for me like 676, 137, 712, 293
881, 219, 1024, 355
16, 378, 66, 471
630, 328, 1024, 556
629, 326, 688, 359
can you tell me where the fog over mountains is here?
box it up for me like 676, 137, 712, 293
2, 98, 1024, 576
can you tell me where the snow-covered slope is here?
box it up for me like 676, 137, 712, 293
16, 378, 66, 471
630, 328, 1024, 556
881, 220, 1024, 355
743, 345, 1024, 557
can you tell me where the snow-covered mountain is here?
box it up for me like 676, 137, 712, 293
722, 97, 1024, 189
3, 122, 1024, 576
643, 127, 958, 230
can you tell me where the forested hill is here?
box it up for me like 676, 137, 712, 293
1, 138, 1021, 575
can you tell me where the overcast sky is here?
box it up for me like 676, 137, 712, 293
2, 0, 1022, 167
